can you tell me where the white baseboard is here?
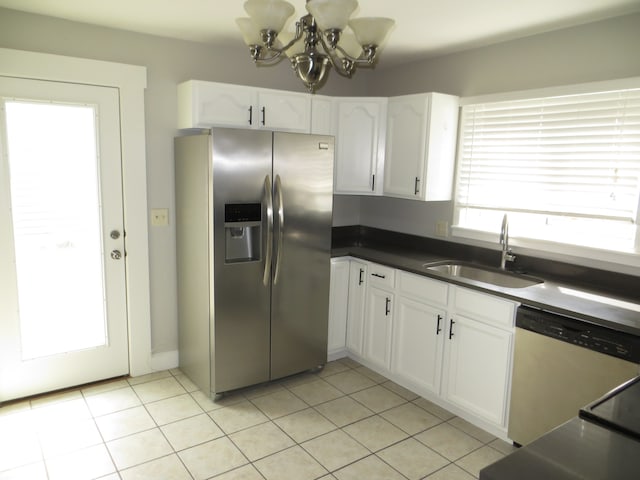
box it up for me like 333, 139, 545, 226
149, 350, 179, 372
328, 348, 348, 362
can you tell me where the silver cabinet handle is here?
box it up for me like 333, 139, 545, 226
449, 319, 455, 339
414, 176, 420, 195
385, 297, 391, 316
248, 105, 253, 125
111, 250, 122, 260
261, 106, 266, 126
273, 174, 284, 285
436, 314, 443, 335
263, 175, 273, 286
371, 273, 386, 279
358, 268, 364, 285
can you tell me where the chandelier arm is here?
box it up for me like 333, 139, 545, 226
273, 22, 306, 54
316, 34, 355, 78
252, 47, 287, 65
333, 44, 379, 66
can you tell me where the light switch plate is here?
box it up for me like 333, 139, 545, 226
436, 220, 448, 236
151, 208, 169, 226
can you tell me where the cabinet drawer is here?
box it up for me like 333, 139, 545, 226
368, 264, 395, 289
398, 271, 448, 306
453, 287, 516, 329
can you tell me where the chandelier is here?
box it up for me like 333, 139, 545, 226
236, 0, 395, 93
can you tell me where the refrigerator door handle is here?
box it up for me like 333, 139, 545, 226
273, 174, 284, 285
263, 175, 274, 286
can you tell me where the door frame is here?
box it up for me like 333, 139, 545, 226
0, 47, 152, 377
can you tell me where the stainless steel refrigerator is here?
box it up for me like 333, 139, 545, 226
175, 128, 334, 396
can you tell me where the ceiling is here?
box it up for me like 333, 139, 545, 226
2, 0, 640, 66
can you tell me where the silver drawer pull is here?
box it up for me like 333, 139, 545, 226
372, 273, 386, 279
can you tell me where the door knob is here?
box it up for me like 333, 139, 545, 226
110, 230, 121, 239
111, 250, 122, 260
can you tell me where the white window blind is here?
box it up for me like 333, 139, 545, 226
454, 87, 640, 252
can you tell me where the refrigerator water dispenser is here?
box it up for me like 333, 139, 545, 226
224, 203, 261, 263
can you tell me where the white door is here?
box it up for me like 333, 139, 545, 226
384, 95, 427, 199
346, 260, 367, 356
334, 99, 385, 195
0, 77, 129, 402
391, 296, 444, 395
363, 286, 393, 371
443, 314, 513, 426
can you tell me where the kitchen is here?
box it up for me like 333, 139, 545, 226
1, 1, 640, 479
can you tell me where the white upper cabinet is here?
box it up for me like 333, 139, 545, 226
177, 80, 311, 133
333, 97, 387, 195
257, 89, 311, 132
383, 93, 459, 201
311, 95, 333, 135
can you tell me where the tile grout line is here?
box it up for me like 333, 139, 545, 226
1, 359, 508, 479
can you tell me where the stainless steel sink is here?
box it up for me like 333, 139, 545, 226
423, 261, 544, 289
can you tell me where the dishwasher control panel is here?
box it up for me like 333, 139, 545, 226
516, 306, 640, 363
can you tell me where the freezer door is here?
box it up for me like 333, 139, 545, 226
271, 132, 334, 380
212, 128, 273, 393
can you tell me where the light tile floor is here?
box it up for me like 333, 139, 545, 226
0, 358, 517, 480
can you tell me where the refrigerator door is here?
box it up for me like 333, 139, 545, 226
212, 128, 273, 392
271, 132, 334, 380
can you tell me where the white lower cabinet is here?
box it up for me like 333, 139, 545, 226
391, 295, 445, 395
443, 312, 513, 427
345, 259, 368, 356
442, 286, 515, 428
363, 285, 394, 371
338, 258, 517, 438
328, 258, 350, 360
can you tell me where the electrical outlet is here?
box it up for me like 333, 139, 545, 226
436, 220, 448, 237
151, 208, 169, 226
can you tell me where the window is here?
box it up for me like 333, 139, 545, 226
453, 84, 640, 256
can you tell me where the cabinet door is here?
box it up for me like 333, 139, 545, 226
258, 90, 311, 133
178, 81, 254, 129
421, 93, 459, 201
383, 95, 428, 199
443, 314, 513, 427
392, 296, 445, 395
363, 286, 394, 371
346, 260, 368, 355
334, 98, 386, 195
311, 95, 333, 135
328, 259, 350, 357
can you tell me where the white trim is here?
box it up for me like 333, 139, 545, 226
150, 350, 180, 371
0, 48, 153, 377
451, 226, 640, 272
460, 76, 640, 106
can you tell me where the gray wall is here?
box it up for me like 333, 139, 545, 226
2, 8, 639, 356
346, 13, 640, 274
0, 7, 367, 355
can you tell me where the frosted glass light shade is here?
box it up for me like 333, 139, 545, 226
244, 0, 295, 33
278, 32, 306, 58
306, 0, 357, 31
236, 18, 263, 45
337, 32, 363, 58
349, 17, 395, 46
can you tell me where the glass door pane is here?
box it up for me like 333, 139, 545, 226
5, 101, 107, 360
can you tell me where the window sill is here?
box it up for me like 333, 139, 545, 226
451, 225, 640, 272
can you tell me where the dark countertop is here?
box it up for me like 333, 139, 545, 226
482, 376, 640, 479
479, 417, 640, 480
332, 227, 640, 336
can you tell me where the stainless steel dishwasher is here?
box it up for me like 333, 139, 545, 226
508, 305, 640, 446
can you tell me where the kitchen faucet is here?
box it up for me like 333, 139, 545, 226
499, 214, 516, 270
